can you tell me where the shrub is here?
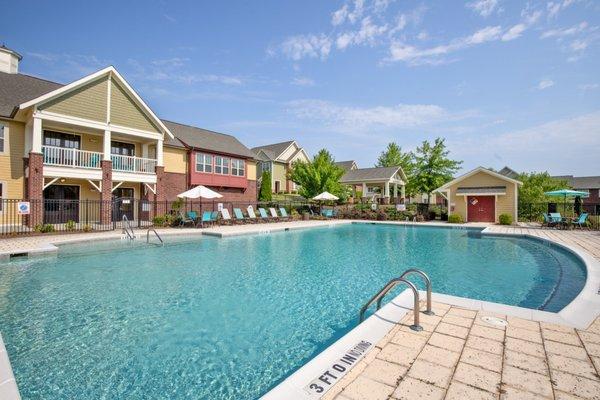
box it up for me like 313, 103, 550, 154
499, 213, 513, 225
65, 220, 76, 231
35, 223, 55, 233
447, 214, 463, 224
153, 215, 166, 226
258, 171, 272, 201
83, 224, 93, 232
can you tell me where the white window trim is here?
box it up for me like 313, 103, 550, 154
0, 123, 8, 155
215, 156, 231, 175
231, 158, 245, 177
195, 153, 213, 174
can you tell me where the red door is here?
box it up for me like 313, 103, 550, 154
467, 196, 495, 222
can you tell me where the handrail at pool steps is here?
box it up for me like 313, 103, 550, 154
146, 227, 163, 245
122, 215, 135, 240
359, 268, 433, 331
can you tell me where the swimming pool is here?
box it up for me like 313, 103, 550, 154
0, 223, 587, 399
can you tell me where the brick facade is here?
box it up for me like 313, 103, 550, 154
100, 160, 112, 225
26, 152, 44, 227
163, 171, 187, 200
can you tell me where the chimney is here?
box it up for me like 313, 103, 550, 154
0, 45, 22, 74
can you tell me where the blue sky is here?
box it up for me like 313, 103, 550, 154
1, 0, 599, 175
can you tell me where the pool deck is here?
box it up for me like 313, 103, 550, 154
1, 220, 600, 400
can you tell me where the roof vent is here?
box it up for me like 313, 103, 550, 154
0, 45, 22, 74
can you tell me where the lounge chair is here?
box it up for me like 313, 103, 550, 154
549, 213, 564, 228
247, 206, 260, 223
233, 208, 248, 224
279, 207, 290, 220
572, 213, 588, 229
220, 208, 233, 225
269, 207, 280, 221
321, 209, 335, 218
200, 211, 215, 227
258, 207, 272, 222
180, 211, 196, 227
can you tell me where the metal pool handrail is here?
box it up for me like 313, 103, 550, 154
359, 277, 422, 331
122, 215, 134, 240
376, 269, 434, 315
146, 228, 163, 245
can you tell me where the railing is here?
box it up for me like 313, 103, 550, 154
111, 154, 157, 174
359, 268, 434, 331
42, 146, 102, 169
122, 215, 135, 240
146, 227, 163, 245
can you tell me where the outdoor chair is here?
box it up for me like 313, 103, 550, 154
220, 208, 233, 225
321, 209, 334, 218
200, 211, 215, 227
269, 207, 280, 221
572, 213, 588, 229
258, 207, 272, 222
233, 208, 249, 224
247, 206, 260, 223
279, 207, 290, 220
180, 211, 195, 227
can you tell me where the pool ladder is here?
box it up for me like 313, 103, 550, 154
122, 215, 135, 240
359, 269, 433, 331
146, 227, 164, 245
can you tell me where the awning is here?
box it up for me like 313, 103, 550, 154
455, 186, 506, 196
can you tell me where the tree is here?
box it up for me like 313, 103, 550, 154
289, 149, 347, 200
375, 142, 416, 197
412, 138, 462, 204
258, 170, 272, 201
517, 172, 569, 220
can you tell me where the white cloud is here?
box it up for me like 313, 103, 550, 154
291, 77, 315, 86
336, 17, 388, 50
541, 22, 588, 39
347, 0, 365, 24
537, 79, 555, 90
466, 0, 500, 17
286, 99, 449, 133
547, 0, 576, 18
331, 4, 349, 26
579, 83, 599, 91
502, 24, 527, 41
280, 34, 332, 60
127, 58, 243, 86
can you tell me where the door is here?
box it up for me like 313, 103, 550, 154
113, 188, 135, 222
274, 180, 280, 193
44, 185, 80, 224
467, 196, 495, 222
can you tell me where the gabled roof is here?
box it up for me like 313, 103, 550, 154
0, 71, 62, 117
162, 120, 255, 158
335, 160, 358, 172
498, 166, 520, 179
251, 140, 295, 161
435, 166, 523, 192
552, 175, 600, 189
340, 166, 405, 183
18, 66, 173, 138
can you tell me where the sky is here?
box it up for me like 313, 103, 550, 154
1, 0, 599, 175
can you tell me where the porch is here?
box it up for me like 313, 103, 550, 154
340, 166, 407, 204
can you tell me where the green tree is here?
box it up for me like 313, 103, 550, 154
517, 172, 569, 220
375, 142, 416, 197
412, 138, 462, 204
258, 170, 272, 201
289, 149, 347, 200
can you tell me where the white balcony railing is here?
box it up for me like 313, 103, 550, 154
42, 146, 157, 174
111, 154, 157, 174
42, 146, 102, 169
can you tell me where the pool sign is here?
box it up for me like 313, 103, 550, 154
304, 340, 372, 397
17, 201, 30, 215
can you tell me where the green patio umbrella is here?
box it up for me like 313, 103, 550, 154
544, 189, 589, 215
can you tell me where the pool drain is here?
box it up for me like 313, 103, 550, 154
480, 316, 508, 327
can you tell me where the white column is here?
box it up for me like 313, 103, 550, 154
24, 120, 32, 156
32, 116, 43, 153
103, 130, 111, 161
384, 181, 390, 198
393, 183, 398, 198
156, 139, 164, 167
362, 183, 367, 197
142, 143, 149, 159
401, 185, 406, 200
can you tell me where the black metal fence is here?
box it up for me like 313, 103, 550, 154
519, 202, 600, 230
0, 199, 314, 236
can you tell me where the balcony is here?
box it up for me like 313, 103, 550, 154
42, 146, 157, 174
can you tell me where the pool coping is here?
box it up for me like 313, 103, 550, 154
0, 332, 20, 400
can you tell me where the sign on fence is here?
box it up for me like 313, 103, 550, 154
17, 201, 30, 215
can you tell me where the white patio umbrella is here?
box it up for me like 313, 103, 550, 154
177, 185, 223, 199
312, 191, 339, 201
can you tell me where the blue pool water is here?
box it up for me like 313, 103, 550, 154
0, 224, 587, 399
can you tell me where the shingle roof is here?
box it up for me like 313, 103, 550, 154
162, 120, 255, 158
335, 160, 357, 172
251, 141, 295, 161
456, 186, 507, 195
552, 175, 600, 189
0, 71, 62, 117
498, 166, 519, 179
340, 166, 401, 182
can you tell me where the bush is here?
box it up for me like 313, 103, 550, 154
447, 214, 463, 224
83, 224, 93, 232
65, 220, 76, 231
258, 171, 273, 201
499, 213, 513, 225
153, 215, 166, 226
34, 223, 55, 233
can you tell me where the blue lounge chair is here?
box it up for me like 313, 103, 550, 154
180, 211, 195, 227
279, 207, 290, 220
258, 207, 272, 222
572, 213, 588, 229
233, 208, 248, 223
200, 211, 215, 227
269, 207, 280, 221
321, 209, 335, 218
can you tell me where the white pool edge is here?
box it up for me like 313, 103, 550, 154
0, 332, 21, 400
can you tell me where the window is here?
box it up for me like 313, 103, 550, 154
231, 159, 245, 176
43, 131, 80, 149
215, 156, 230, 175
0, 124, 5, 153
261, 161, 271, 172
195, 153, 213, 173
111, 141, 135, 156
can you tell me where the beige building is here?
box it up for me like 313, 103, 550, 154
252, 140, 310, 193
435, 167, 522, 223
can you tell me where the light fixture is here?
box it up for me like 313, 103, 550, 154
59, 178, 66, 183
